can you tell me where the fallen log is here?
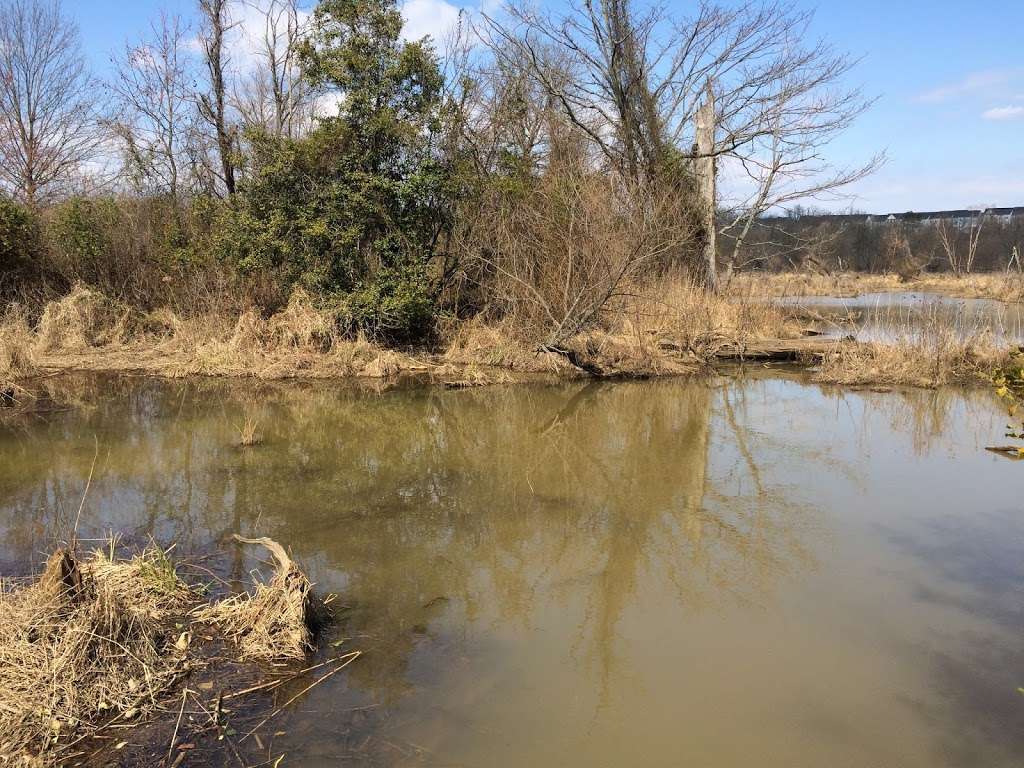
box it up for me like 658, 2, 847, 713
985, 446, 1024, 460
712, 337, 846, 362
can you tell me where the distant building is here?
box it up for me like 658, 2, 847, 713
762, 206, 1024, 229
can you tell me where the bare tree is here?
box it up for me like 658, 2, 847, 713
720, 127, 882, 280
235, 0, 312, 138
109, 12, 195, 200
477, 160, 691, 358
936, 211, 987, 275
478, 0, 666, 182
478, 1, 879, 288
198, 0, 238, 195
0, 0, 103, 204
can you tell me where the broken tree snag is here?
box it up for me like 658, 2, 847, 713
37, 546, 86, 605
195, 536, 322, 661
695, 78, 718, 293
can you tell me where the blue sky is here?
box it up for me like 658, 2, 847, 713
68, 0, 1024, 214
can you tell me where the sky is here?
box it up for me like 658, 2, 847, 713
68, 0, 1024, 215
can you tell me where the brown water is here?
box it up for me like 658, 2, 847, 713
1, 374, 1022, 767
776, 291, 1024, 344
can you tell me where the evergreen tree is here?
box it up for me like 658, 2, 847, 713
225, 0, 454, 340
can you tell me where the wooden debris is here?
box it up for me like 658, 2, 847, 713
985, 446, 1024, 460
37, 546, 86, 605
712, 337, 846, 362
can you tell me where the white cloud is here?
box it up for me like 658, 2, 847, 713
982, 105, 1024, 121
400, 0, 463, 44
195, 1, 469, 69
916, 69, 1020, 104
188, 1, 312, 77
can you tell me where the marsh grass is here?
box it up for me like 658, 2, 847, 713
236, 416, 262, 447
728, 271, 1024, 303
194, 537, 322, 662
813, 302, 1010, 387
0, 538, 325, 765
1, 277, 1019, 389
0, 308, 38, 385
0, 546, 193, 764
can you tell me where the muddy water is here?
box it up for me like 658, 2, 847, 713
1, 375, 1022, 767
777, 291, 1024, 344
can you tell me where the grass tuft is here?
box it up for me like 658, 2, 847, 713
0, 538, 327, 765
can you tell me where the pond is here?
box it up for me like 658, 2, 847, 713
776, 291, 1024, 344
1, 374, 1022, 767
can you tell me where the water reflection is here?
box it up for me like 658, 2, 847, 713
0, 374, 1021, 767
777, 290, 1024, 344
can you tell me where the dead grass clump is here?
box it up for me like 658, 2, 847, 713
727, 271, 1024, 303
236, 416, 262, 446
140, 307, 185, 339
0, 546, 192, 765
194, 537, 319, 661
441, 317, 544, 371
814, 337, 1008, 388
266, 289, 334, 351
0, 312, 39, 381
361, 350, 404, 378
36, 285, 133, 352
430, 362, 511, 387
568, 328, 688, 376
229, 308, 268, 352
1, 537, 328, 765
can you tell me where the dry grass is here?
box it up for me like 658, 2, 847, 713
727, 271, 1024, 302
548, 277, 803, 375
265, 288, 333, 350
441, 278, 803, 377
814, 325, 1010, 388
16, 288, 424, 381
0, 546, 192, 765
814, 340, 1008, 388
0, 309, 39, 397
194, 537, 318, 662
440, 317, 565, 373
610, 277, 801, 346
2, 277, 1019, 389
36, 285, 134, 352
0, 538, 325, 765
807, 292, 1016, 387
236, 416, 262, 446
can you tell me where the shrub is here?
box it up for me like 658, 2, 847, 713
0, 198, 38, 290
218, 0, 457, 340
341, 264, 436, 342
42, 197, 127, 294
47, 197, 120, 270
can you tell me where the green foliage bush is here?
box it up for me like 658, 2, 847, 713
994, 350, 1024, 442
47, 197, 122, 272
340, 264, 436, 341
0, 198, 37, 280
220, 0, 457, 341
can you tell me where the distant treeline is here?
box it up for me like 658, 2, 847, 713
730, 208, 1024, 275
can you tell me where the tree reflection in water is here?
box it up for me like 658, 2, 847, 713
0, 373, 1018, 767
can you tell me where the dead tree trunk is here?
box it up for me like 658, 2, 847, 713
695, 81, 717, 292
